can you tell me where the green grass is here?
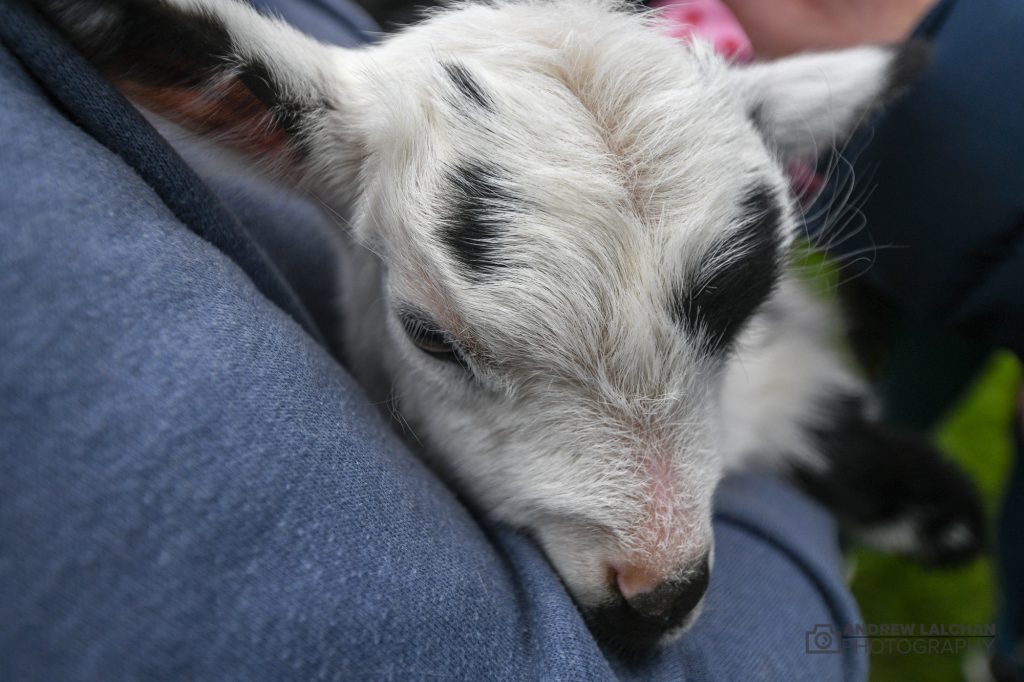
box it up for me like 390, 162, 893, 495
851, 352, 1021, 682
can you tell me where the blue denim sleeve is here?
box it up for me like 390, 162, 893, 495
0, 2, 864, 680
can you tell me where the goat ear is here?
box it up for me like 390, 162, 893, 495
41, 0, 355, 183
733, 42, 930, 164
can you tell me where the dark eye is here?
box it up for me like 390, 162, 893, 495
400, 313, 467, 367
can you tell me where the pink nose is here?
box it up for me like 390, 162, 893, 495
610, 553, 711, 626
615, 564, 665, 601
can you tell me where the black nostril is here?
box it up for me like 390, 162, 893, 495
626, 555, 710, 626
587, 554, 711, 651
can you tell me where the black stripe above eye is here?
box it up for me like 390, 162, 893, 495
442, 60, 492, 111
441, 162, 515, 281
672, 185, 783, 354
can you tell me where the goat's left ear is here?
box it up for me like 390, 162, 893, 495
733, 42, 930, 164
40, 0, 362, 189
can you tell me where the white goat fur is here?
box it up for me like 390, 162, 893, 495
52, 0, 907, 635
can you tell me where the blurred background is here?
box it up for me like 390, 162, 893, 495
853, 350, 1020, 681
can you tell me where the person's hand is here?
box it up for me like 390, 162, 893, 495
721, 0, 938, 57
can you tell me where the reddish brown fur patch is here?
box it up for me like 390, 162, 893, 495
116, 76, 301, 167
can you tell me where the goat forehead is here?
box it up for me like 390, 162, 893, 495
425, 46, 761, 220
388, 81, 777, 286
417, 164, 786, 352
369, 49, 779, 266
364, 2, 790, 377
362, 0, 765, 212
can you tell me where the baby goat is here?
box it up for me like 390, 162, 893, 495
42, 0, 984, 650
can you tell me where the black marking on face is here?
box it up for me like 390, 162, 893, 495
442, 162, 514, 280
442, 61, 492, 111
672, 185, 783, 354
746, 102, 767, 137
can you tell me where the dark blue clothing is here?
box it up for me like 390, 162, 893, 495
0, 0, 866, 679
823, 0, 1024, 358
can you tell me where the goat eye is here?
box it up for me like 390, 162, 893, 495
400, 314, 465, 366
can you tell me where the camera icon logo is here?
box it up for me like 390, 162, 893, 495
806, 624, 842, 654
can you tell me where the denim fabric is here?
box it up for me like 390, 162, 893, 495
250, 0, 380, 45
0, 1, 865, 679
0, 0, 323, 345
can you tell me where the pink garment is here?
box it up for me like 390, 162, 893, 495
652, 0, 753, 62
